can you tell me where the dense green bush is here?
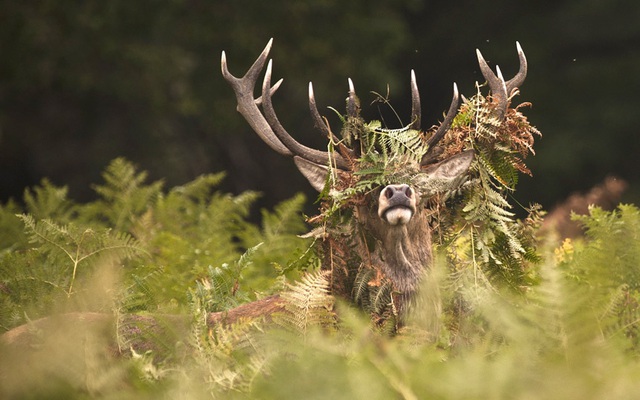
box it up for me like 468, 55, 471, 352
2, 159, 640, 399
0, 158, 312, 329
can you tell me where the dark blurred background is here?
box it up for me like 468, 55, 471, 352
1, 0, 639, 217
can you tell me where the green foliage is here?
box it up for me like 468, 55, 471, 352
23, 178, 74, 221
275, 271, 336, 334
560, 205, 640, 351
365, 121, 428, 166
86, 157, 164, 231
320, 118, 428, 219
0, 199, 25, 252
569, 204, 640, 290
189, 243, 264, 314
0, 158, 311, 330
238, 193, 316, 282
435, 88, 543, 290
18, 214, 145, 296
0, 213, 145, 330
243, 206, 640, 400
4, 157, 640, 398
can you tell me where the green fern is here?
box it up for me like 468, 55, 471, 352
86, 157, 164, 231
6, 161, 640, 399
145, 178, 260, 305
353, 268, 374, 308
17, 214, 146, 296
0, 214, 146, 330
171, 172, 227, 204
188, 243, 262, 313
431, 84, 542, 291
368, 121, 428, 164
23, 178, 73, 221
0, 199, 25, 251
189, 307, 268, 395
275, 270, 336, 335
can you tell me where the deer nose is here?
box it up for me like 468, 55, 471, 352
378, 184, 417, 225
383, 184, 413, 204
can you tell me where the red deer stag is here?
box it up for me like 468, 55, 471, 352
221, 39, 527, 322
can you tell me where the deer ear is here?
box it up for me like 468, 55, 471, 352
293, 156, 329, 192
423, 150, 474, 177
416, 150, 474, 196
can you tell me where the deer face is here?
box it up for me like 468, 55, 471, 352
294, 147, 474, 228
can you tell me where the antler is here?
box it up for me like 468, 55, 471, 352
221, 39, 288, 155
221, 39, 348, 170
261, 60, 349, 169
426, 82, 460, 149
409, 70, 421, 131
222, 39, 466, 169
476, 41, 528, 120
412, 80, 460, 167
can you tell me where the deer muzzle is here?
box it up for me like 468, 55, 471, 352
378, 184, 417, 226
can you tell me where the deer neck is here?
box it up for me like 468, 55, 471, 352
365, 212, 433, 295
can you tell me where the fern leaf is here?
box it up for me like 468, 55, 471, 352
277, 271, 336, 334
89, 158, 164, 231
23, 179, 72, 221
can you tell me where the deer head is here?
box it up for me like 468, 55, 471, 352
221, 39, 527, 319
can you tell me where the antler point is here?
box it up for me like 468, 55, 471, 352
495, 65, 505, 82
265, 59, 273, 80
259, 39, 274, 60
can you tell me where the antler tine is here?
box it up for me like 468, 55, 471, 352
308, 82, 331, 138
476, 48, 508, 120
505, 41, 528, 94
426, 82, 460, 149
221, 39, 291, 156
346, 78, 359, 118
255, 78, 283, 107
221, 38, 272, 85
476, 43, 528, 119
410, 70, 421, 131
261, 59, 348, 169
